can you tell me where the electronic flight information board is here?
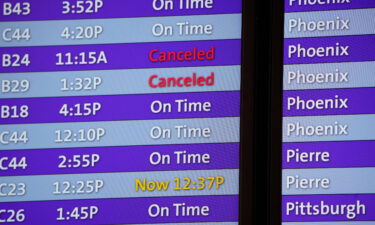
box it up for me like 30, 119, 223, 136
0, 0, 242, 224
283, 1, 375, 224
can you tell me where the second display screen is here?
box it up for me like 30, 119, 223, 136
283, 1, 375, 224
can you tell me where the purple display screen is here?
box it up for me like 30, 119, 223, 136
0, 1, 242, 224
283, 1, 375, 224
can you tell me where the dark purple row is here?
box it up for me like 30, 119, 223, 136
283, 87, 375, 116
0, 40, 241, 73
0, 0, 242, 21
284, 35, 375, 65
0, 143, 239, 176
283, 141, 375, 169
285, 0, 375, 13
0, 91, 239, 124
0, 195, 238, 224
283, 194, 375, 222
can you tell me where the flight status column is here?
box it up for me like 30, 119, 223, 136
0, 0, 242, 224
283, 1, 375, 225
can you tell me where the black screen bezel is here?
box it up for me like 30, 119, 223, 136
269, 0, 285, 224
239, 0, 256, 224
239, 0, 286, 224
241, 0, 287, 224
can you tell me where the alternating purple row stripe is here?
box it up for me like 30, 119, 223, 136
0, 143, 239, 176
0, 40, 241, 73
283, 194, 375, 222
0, 91, 239, 124
285, 0, 375, 13
284, 35, 375, 65
283, 141, 375, 169
0, 195, 238, 224
0, 0, 242, 21
283, 88, 375, 116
